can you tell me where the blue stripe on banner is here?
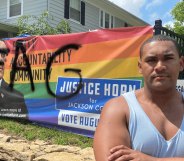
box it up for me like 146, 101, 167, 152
55, 77, 142, 114
25, 99, 59, 124
25, 99, 56, 113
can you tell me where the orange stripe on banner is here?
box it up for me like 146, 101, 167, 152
5, 34, 152, 69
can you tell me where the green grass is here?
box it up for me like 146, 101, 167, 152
0, 117, 93, 148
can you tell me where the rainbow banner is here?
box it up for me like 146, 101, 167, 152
3, 26, 153, 137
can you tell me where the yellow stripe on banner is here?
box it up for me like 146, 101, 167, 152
4, 57, 142, 84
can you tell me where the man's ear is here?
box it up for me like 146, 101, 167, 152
179, 56, 184, 71
138, 61, 142, 74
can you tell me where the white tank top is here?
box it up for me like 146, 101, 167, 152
123, 91, 184, 157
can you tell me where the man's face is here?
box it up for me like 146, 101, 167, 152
0, 41, 6, 79
138, 41, 183, 91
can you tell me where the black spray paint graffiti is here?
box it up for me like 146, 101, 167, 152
8, 40, 83, 100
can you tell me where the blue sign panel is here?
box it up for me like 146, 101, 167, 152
55, 77, 142, 114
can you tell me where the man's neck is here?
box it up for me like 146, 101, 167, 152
142, 85, 180, 107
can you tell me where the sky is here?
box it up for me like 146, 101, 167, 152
108, 0, 182, 27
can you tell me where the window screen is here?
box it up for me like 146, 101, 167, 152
10, 0, 21, 17
111, 16, 114, 28
100, 11, 103, 27
105, 13, 109, 28
70, 0, 80, 22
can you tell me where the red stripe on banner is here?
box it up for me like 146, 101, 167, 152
5, 26, 153, 54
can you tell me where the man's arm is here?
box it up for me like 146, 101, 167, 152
93, 96, 131, 161
157, 158, 184, 161
108, 145, 184, 161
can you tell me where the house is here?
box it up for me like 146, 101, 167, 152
0, 0, 150, 39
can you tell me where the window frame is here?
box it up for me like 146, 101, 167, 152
69, 0, 81, 23
7, 0, 23, 19
99, 10, 115, 29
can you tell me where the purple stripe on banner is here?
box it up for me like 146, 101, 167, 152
29, 115, 58, 124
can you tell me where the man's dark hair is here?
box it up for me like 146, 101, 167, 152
140, 34, 180, 59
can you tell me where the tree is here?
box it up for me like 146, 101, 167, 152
16, 11, 71, 36
165, 1, 184, 38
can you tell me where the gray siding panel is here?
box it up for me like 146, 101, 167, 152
83, 2, 100, 30
128, 24, 133, 27
0, 0, 8, 21
23, 0, 47, 16
49, 0, 100, 33
115, 17, 125, 28
0, 0, 148, 35
49, 0, 64, 29
0, 0, 47, 25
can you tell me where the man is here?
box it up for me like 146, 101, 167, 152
93, 35, 184, 160
0, 40, 28, 119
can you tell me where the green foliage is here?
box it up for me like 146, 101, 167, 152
171, 1, 184, 23
165, 1, 184, 38
16, 11, 71, 35
0, 117, 93, 148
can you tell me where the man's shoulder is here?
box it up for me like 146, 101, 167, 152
101, 94, 130, 120
104, 95, 128, 109
102, 89, 144, 119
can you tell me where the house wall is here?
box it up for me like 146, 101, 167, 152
0, 0, 149, 36
49, 0, 129, 33
115, 17, 125, 28
49, 0, 100, 33
84, 0, 149, 27
0, 0, 8, 23
0, 0, 48, 25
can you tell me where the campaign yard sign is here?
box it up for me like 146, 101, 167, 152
2, 26, 153, 137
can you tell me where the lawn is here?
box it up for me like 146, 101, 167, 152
0, 117, 93, 149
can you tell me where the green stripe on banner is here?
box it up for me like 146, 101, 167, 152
14, 82, 57, 99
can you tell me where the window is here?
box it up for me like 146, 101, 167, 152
111, 16, 114, 28
100, 10, 114, 29
64, 0, 85, 26
105, 13, 109, 28
100, 11, 103, 27
7, 0, 23, 19
70, 0, 80, 22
